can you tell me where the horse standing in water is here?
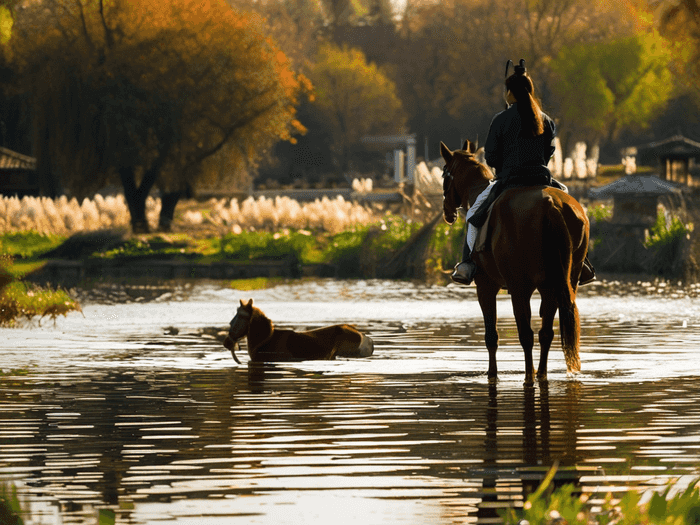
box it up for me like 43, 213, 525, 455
223, 299, 374, 363
441, 140, 589, 382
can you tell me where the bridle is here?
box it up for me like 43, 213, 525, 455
442, 158, 461, 208
228, 306, 252, 364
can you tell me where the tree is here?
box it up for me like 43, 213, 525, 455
549, 32, 675, 147
308, 43, 406, 175
6, 0, 308, 232
392, 0, 637, 160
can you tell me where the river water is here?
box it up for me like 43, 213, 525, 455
1, 278, 700, 524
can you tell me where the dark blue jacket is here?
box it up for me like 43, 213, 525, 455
483, 103, 556, 181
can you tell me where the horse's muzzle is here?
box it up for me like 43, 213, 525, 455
223, 335, 236, 350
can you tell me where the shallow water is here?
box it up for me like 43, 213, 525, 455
1, 279, 700, 524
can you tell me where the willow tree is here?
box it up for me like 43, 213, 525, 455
7, 0, 308, 232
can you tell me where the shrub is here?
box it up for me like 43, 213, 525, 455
643, 209, 694, 276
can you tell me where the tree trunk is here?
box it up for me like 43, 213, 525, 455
158, 191, 181, 232
119, 166, 158, 233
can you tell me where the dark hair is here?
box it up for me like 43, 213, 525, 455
505, 69, 545, 137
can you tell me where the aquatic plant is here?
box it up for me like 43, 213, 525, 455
0, 255, 81, 326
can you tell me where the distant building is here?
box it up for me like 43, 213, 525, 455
0, 146, 38, 197
633, 135, 700, 187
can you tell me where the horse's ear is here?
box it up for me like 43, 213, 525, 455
468, 141, 477, 154
239, 299, 245, 307
462, 139, 472, 152
440, 141, 452, 162
246, 298, 253, 308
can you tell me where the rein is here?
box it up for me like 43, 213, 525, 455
228, 306, 252, 364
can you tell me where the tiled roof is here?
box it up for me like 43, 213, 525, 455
0, 147, 36, 170
588, 175, 683, 199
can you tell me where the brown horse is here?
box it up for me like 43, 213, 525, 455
441, 140, 589, 382
223, 299, 374, 363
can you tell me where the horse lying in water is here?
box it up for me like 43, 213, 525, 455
223, 299, 374, 363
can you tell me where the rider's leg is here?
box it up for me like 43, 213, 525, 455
452, 225, 478, 285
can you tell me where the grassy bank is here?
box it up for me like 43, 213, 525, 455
1, 214, 466, 281
0, 252, 81, 326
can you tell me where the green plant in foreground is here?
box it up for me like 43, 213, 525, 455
0, 481, 25, 525
500, 465, 700, 525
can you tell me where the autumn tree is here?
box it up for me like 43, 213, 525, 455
392, 0, 636, 159
6, 0, 308, 232
308, 43, 406, 175
549, 32, 675, 147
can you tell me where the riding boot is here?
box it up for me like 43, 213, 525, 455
451, 244, 477, 285
578, 256, 596, 286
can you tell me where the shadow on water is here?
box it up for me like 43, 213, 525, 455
1, 280, 700, 523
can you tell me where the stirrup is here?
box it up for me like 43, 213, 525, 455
451, 261, 477, 285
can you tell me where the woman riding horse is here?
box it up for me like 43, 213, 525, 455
451, 59, 595, 286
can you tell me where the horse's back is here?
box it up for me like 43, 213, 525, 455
487, 186, 588, 287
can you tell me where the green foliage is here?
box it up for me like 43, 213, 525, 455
643, 209, 693, 275
425, 218, 466, 276
644, 209, 693, 250
0, 280, 81, 326
587, 204, 613, 224
0, 481, 25, 525
220, 229, 315, 261
551, 32, 675, 141
310, 43, 406, 171
321, 226, 370, 275
0, 232, 65, 259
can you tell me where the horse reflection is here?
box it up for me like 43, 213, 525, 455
223, 299, 374, 363
476, 381, 582, 520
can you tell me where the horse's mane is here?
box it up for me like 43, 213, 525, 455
247, 306, 275, 351
455, 149, 493, 181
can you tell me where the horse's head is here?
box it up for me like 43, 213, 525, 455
440, 140, 492, 224
223, 298, 254, 363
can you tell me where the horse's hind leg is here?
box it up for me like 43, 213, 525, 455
510, 289, 535, 383
476, 281, 500, 380
537, 290, 558, 380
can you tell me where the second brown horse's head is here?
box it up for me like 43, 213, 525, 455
223, 298, 254, 363
440, 140, 491, 225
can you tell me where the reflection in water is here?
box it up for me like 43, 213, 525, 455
1, 282, 700, 524
2, 365, 700, 524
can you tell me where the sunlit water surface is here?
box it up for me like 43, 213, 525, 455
1, 279, 700, 524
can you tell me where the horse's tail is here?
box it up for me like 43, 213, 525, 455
546, 201, 581, 373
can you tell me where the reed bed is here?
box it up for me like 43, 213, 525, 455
0, 194, 380, 235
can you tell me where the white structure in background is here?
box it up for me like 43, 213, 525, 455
548, 137, 564, 178
622, 155, 637, 175
556, 141, 599, 180
414, 161, 443, 195
361, 134, 417, 183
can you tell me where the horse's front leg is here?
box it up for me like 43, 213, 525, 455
510, 288, 535, 383
476, 280, 500, 380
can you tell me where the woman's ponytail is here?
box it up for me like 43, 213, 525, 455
505, 60, 544, 137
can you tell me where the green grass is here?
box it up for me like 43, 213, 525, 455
0, 214, 462, 280
0, 231, 65, 259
